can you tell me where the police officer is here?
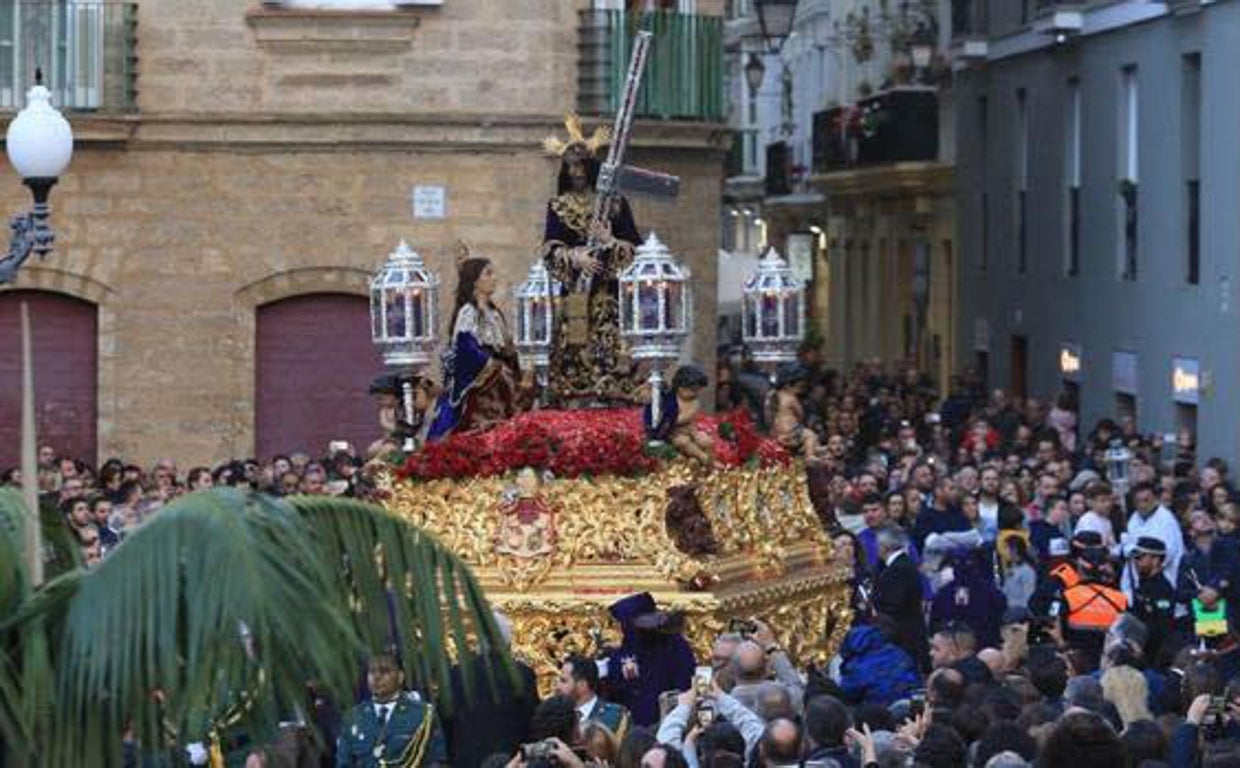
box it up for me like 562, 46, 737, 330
1128, 536, 1191, 664
336, 652, 447, 767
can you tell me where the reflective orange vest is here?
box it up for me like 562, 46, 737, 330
1049, 562, 1081, 591
1064, 582, 1128, 632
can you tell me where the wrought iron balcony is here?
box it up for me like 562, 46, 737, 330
811, 88, 938, 174
0, 1, 138, 113
578, 9, 724, 123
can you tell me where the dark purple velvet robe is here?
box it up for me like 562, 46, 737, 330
541, 193, 641, 406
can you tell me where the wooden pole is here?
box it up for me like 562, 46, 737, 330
21, 301, 43, 586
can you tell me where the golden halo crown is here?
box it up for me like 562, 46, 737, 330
542, 112, 610, 158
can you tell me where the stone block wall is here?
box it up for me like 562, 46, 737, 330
0, 121, 722, 465
0, 0, 726, 466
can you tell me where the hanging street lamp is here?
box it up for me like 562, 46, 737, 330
1, 70, 75, 284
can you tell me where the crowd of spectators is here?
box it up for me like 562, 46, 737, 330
11, 352, 1240, 767
0, 439, 393, 569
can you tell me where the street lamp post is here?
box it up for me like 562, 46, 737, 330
754, 0, 798, 48
744, 52, 766, 126
1, 71, 75, 284
4, 72, 74, 587
753, 1, 799, 139
909, 22, 936, 81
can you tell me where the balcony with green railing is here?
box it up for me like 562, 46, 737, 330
577, 9, 724, 123
1, 1, 138, 113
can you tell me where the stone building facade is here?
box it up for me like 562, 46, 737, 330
952, 0, 1240, 461
721, 0, 958, 392
0, 0, 729, 466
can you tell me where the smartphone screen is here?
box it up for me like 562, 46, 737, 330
693, 665, 713, 691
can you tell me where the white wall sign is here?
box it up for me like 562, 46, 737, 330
1173, 356, 1201, 405
1112, 351, 1138, 395
1059, 342, 1082, 382
412, 185, 446, 219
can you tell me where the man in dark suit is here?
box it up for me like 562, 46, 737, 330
555, 654, 631, 741
441, 611, 540, 767
872, 526, 929, 671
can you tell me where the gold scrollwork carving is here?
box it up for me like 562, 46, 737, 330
384, 460, 852, 693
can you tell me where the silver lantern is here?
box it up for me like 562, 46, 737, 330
370, 239, 440, 369
370, 239, 440, 451
618, 232, 693, 428
742, 247, 806, 365
514, 258, 560, 387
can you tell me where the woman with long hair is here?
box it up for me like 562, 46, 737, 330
1100, 665, 1153, 728
580, 721, 620, 765
426, 255, 522, 439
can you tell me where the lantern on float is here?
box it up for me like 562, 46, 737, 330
369, 239, 440, 450
1105, 439, 1133, 494
618, 232, 693, 427
742, 247, 805, 364
514, 258, 560, 389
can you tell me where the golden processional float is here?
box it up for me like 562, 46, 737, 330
369, 233, 852, 693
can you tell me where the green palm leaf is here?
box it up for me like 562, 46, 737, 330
8, 488, 513, 767
0, 488, 65, 767
0, 488, 33, 755
285, 494, 517, 713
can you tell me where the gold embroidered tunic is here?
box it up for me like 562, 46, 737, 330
541, 190, 642, 406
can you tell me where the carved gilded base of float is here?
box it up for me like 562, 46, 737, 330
385, 460, 852, 694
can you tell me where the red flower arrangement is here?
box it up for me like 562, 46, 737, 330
399, 408, 790, 481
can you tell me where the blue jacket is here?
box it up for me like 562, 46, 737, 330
838, 625, 921, 708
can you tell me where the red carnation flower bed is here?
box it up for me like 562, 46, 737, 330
399, 408, 790, 481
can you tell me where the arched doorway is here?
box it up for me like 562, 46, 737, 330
0, 290, 99, 468
254, 293, 386, 461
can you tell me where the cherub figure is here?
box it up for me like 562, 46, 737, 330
644, 365, 715, 465
769, 362, 825, 460
495, 467, 556, 558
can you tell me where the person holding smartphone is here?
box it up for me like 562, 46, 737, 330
654, 680, 764, 765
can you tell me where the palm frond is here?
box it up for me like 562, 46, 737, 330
31, 489, 509, 767
286, 494, 518, 713
54, 489, 360, 767
0, 489, 64, 763
0, 490, 30, 627
0, 489, 33, 754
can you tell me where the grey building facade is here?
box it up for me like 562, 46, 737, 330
953, 0, 1240, 461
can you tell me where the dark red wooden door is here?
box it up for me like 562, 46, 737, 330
255, 293, 386, 461
0, 290, 98, 469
